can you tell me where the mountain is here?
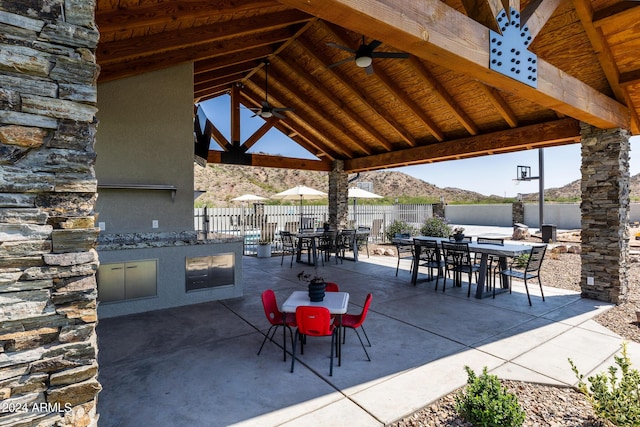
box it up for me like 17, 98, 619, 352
194, 163, 493, 207
194, 162, 640, 207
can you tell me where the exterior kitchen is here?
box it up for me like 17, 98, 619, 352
95, 63, 243, 318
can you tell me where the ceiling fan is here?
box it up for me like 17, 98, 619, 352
248, 60, 293, 119
327, 36, 409, 75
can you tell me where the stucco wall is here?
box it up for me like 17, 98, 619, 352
95, 64, 195, 233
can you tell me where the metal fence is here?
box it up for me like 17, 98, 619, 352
194, 204, 433, 254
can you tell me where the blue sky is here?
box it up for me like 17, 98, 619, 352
200, 96, 640, 197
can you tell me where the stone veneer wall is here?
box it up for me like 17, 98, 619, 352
0, 2, 101, 426
580, 124, 630, 303
328, 161, 348, 228
512, 201, 525, 225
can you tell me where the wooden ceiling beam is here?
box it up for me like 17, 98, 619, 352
242, 116, 280, 152
233, 93, 337, 160
344, 118, 581, 172
372, 67, 445, 142
521, 0, 564, 41
207, 151, 332, 171
97, 10, 312, 66
194, 77, 242, 97
194, 62, 255, 87
99, 28, 293, 83
250, 68, 368, 157
592, 2, 640, 29
460, 0, 505, 33
194, 46, 274, 75
279, 0, 628, 130
320, 21, 443, 143
273, 55, 395, 152
572, 0, 626, 103
477, 84, 519, 128
309, 24, 418, 146
408, 57, 479, 135
205, 119, 233, 152
96, 0, 280, 33
241, 84, 345, 159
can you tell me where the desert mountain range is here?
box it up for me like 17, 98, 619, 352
194, 162, 640, 207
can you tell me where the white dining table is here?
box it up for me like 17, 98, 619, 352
282, 290, 350, 365
407, 236, 533, 299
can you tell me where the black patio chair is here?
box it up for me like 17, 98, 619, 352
500, 244, 547, 305
394, 233, 413, 276
415, 239, 445, 289
440, 241, 479, 297
475, 237, 505, 291
280, 231, 297, 268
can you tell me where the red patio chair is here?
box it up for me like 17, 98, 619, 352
339, 293, 372, 361
257, 290, 296, 362
290, 306, 339, 376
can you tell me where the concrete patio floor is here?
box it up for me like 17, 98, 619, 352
96, 250, 639, 426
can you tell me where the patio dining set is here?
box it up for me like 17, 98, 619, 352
258, 285, 373, 376
394, 234, 547, 306
279, 228, 371, 267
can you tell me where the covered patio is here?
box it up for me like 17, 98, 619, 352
97, 253, 632, 426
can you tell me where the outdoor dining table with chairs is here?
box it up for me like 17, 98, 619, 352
405, 236, 535, 299
292, 229, 369, 266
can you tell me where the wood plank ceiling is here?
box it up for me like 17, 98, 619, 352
96, 0, 640, 173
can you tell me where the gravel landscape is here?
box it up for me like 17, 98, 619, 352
391, 232, 639, 427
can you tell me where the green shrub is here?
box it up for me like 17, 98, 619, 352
514, 253, 530, 268
420, 215, 452, 238
455, 366, 525, 427
385, 220, 415, 242
569, 342, 640, 426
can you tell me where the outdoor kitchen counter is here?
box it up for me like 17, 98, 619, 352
96, 231, 242, 251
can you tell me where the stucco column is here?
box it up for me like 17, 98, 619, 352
328, 160, 348, 228
580, 123, 630, 303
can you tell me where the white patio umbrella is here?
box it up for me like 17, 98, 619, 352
230, 194, 268, 202
272, 185, 327, 230
230, 194, 268, 245
348, 187, 383, 225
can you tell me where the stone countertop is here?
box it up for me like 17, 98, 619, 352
97, 231, 243, 251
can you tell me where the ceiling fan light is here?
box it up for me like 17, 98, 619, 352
261, 110, 273, 118
355, 55, 372, 68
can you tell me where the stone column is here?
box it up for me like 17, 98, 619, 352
512, 201, 525, 225
0, 2, 101, 426
328, 160, 348, 228
580, 124, 630, 303
432, 202, 446, 219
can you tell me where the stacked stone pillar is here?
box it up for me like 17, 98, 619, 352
580, 124, 630, 303
328, 161, 348, 228
0, 2, 101, 426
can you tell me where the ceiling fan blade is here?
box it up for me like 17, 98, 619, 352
327, 42, 356, 53
272, 111, 285, 119
273, 107, 294, 112
364, 64, 374, 75
371, 52, 410, 59
366, 39, 382, 50
327, 57, 355, 68
250, 112, 259, 118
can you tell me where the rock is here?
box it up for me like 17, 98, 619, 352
512, 227, 530, 240
383, 248, 395, 256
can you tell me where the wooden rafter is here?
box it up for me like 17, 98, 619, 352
96, 0, 279, 33
460, 0, 506, 33
242, 82, 349, 158
521, 0, 564, 40
273, 56, 394, 152
407, 57, 479, 135
98, 10, 312, 66
278, 0, 628, 130
207, 151, 332, 171
477, 84, 519, 128
300, 25, 417, 146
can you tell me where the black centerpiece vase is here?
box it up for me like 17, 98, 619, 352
453, 233, 465, 242
308, 279, 326, 302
